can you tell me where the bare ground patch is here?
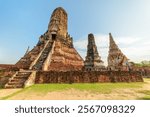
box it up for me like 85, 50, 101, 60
0, 89, 21, 99
6, 88, 145, 100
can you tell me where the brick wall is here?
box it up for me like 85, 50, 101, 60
0, 64, 19, 71
35, 71, 143, 84
0, 66, 17, 88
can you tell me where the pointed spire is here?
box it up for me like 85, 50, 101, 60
108, 33, 129, 71
109, 33, 119, 50
88, 33, 96, 46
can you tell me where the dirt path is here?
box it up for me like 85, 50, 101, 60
142, 79, 150, 90
0, 89, 145, 100
0, 89, 21, 99
9, 88, 145, 100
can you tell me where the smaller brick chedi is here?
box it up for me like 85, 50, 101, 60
84, 33, 105, 71
108, 33, 129, 71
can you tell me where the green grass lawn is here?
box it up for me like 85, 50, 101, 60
1, 82, 143, 100
0, 78, 149, 100
27, 82, 143, 94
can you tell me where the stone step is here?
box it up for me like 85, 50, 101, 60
32, 41, 53, 70
10, 79, 24, 82
16, 74, 30, 77
17, 72, 31, 75
7, 82, 22, 85
5, 71, 32, 88
18, 72, 31, 74
14, 76, 28, 79
16, 73, 31, 77
5, 84, 24, 89
9, 79, 25, 84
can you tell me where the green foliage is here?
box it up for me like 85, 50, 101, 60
134, 61, 150, 67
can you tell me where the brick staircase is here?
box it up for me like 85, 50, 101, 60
32, 41, 54, 70
5, 71, 32, 88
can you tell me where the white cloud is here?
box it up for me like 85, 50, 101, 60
74, 34, 150, 65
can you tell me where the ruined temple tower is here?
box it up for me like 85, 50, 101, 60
15, 7, 84, 71
5, 7, 84, 88
84, 33, 105, 71
108, 33, 129, 71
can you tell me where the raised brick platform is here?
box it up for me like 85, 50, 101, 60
35, 71, 143, 84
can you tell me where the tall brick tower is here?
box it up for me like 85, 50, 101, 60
84, 33, 105, 71
15, 7, 84, 71
5, 7, 84, 88
108, 33, 129, 71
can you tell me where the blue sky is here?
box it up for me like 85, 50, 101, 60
0, 0, 150, 64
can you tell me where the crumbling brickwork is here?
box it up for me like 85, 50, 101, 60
15, 7, 83, 71
108, 33, 129, 71
84, 33, 105, 71
35, 71, 143, 84
0, 69, 17, 88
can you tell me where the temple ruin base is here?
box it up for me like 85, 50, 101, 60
35, 71, 143, 84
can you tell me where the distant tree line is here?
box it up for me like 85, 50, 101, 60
134, 60, 150, 67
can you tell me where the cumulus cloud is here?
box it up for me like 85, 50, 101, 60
74, 34, 150, 65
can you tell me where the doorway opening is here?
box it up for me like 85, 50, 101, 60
52, 34, 56, 40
